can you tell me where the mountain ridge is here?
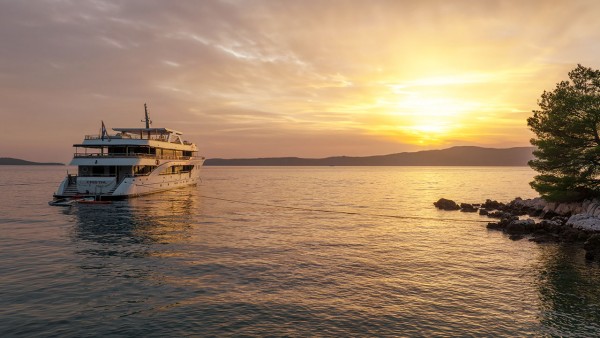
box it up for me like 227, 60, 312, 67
205, 146, 536, 166
0, 146, 536, 167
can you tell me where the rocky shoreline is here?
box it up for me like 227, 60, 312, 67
434, 197, 600, 261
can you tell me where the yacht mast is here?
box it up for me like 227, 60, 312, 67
142, 103, 152, 129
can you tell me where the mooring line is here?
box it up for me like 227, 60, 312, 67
199, 194, 490, 223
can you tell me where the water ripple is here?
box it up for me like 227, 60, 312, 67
1, 166, 599, 336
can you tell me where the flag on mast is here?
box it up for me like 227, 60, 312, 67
101, 120, 109, 140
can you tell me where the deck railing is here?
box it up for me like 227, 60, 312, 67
73, 153, 193, 160
84, 134, 193, 145
85, 134, 167, 141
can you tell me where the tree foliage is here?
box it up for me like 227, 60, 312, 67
528, 64, 600, 201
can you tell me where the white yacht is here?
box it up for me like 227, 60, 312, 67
53, 105, 204, 200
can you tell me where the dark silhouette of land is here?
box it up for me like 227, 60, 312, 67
205, 146, 535, 166
0, 157, 64, 165
1, 146, 534, 166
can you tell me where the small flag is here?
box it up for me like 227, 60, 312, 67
101, 120, 109, 140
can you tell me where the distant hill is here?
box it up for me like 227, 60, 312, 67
0, 157, 64, 166
205, 146, 536, 166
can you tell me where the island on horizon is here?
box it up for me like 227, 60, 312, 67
2, 146, 534, 167
205, 146, 535, 166
0, 157, 64, 166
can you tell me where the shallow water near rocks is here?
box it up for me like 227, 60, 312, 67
1, 166, 600, 336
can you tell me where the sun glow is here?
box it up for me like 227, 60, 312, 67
389, 91, 472, 144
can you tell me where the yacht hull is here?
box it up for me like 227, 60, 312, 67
54, 159, 204, 199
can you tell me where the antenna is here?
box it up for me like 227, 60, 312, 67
142, 103, 152, 128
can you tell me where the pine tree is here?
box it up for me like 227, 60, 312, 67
528, 64, 600, 201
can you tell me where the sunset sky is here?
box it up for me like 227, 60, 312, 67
1, 0, 599, 162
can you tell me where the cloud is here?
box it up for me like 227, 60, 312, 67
0, 0, 599, 161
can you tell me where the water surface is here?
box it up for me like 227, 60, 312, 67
1, 166, 599, 336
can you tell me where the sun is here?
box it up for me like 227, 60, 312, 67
369, 74, 490, 145
391, 93, 467, 144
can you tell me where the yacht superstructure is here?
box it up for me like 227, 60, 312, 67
53, 105, 204, 199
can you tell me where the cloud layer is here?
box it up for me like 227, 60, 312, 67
1, 0, 599, 161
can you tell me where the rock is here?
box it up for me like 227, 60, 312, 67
586, 200, 600, 214
541, 210, 560, 219
559, 228, 581, 243
486, 222, 504, 230
507, 197, 547, 217
567, 214, 600, 231
536, 199, 587, 217
544, 202, 557, 214
460, 203, 478, 212
554, 202, 582, 216
551, 216, 568, 226
506, 215, 519, 224
582, 199, 592, 212
510, 209, 529, 216
475, 198, 600, 262
482, 199, 504, 210
487, 214, 521, 231
434, 198, 460, 210
528, 209, 543, 217
488, 211, 512, 219
506, 219, 535, 234
538, 219, 563, 234
539, 219, 561, 227
505, 222, 525, 234
509, 234, 524, 241
525, 197, 547, 210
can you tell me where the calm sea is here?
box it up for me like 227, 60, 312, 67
1, 166, 600, 337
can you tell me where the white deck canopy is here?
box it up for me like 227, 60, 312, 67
113, 127, 183, 135
109, 127, 185, 144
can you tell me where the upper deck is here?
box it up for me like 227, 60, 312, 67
77, 127, 197, 151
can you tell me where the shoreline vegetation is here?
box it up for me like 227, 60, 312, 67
0, 157, 63, 166
447, 65, 600, 264
434, 197, 600, 262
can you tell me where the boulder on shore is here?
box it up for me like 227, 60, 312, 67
505, 219, 535, 235
487, 222, 504, 230
434, 198, 460, 210
460, 203, 478, 212
488, 210, 512, 219
482, 199, 504, 210
567, 214, 600, 231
